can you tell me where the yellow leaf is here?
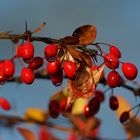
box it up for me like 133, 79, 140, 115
72, 98, 87, 115
92, 64, 105, 84
116, 96, 140, 139
24, 108, 47, 123
17, 127, 36, 140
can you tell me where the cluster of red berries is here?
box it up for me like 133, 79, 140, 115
104, 46, 138, 88
45, 44, 77, 86
0, 60, 15, 84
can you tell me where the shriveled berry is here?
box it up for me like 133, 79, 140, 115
107, 70, 122, 88
47, 60, 61, 75
63, 61, 76, 79
21, 68, 35, 84
88, 96, 100, 116
122, 62, 138, 80
44, 44, 58, 61
3, 60, 15, 78
110, 46, 121, 58
21, 41, 34, 61
109, 96, 119, 111
95, 90, 105, 103
104, 53, 119, 69
28, 57, 44, 70
50, 70, 63, 86
49, 100, 60, 118
120, 111, 130, 123
0, 98, 11, 111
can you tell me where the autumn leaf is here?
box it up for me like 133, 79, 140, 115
39, 126, 60, 140
72, 25, 97, 45
67, 47, 82, 62
17, 127, 37, 140
72, 98, 87, 115
61, 36, 79, 45
69, 115, 100, 138
91, 64, 105, 84
116, 96, 140, 139
24, 108, 48, 123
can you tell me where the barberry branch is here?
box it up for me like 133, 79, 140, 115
0, 31, 59, 44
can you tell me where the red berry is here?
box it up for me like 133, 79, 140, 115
122, 62, 138, 80
109, 96, 119, 111
110, 46, 121, 58
50, 70, 63, 86
104, 53, 119, 69
3, 60, 15, 78
84, 105, 92, 118
0, 69, 6, 83
95, 90, 105, 103
88, 96, 100, 116
21, 41, 34, 61
120, 111, 130, 123
0, 98, 11, 110
60, 98, 67, 112
16, 45, 23, 57
28, 57, 44, 70
49, 100, 60, 118
21, 68, 35, 84
47, 60, 61, 75
107, 71, 122, 88
63, 61, 76, 79
44, 44, 58, 61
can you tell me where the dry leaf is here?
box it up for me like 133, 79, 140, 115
92, 64, 105, 84
116, 96, 140, 139
80, 52, 93, 68
61, 36, 79, 45
67, 47, 82, 62
17, 127, 37, 140
72, 25, 97, 45
69, 67, 95, 98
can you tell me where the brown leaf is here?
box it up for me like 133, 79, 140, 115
17, 127, 37, 140
80, 52, 93, 68
61, 36, 79, 45
75, 71, 90, 87
72, 25, 97, 45
67, 47, 82, 62
69, 67, 95, 98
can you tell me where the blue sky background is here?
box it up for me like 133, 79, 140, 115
0, 0, 140, 139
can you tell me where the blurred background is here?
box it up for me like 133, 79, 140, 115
0, 0, 140, 139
